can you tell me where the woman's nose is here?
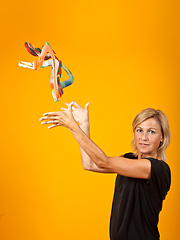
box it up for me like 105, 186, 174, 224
141, 132, 148, 140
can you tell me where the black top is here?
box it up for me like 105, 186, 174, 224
110, 153, 171, 240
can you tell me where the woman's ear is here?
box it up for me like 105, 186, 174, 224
160, 134, 164, 143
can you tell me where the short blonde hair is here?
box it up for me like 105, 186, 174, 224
131, 108, 171, 160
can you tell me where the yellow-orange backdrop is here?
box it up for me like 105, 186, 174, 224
0, 0, 179, 239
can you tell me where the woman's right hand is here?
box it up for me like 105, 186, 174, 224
61, 102, 90, 126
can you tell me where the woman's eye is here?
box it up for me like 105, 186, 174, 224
149, 130, 155, 134
137, 129, 142, 133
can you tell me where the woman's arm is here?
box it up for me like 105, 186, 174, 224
39, 102, 151, 179
70, 118, 151, 179
79, 119, 111, 173
62, 102, 111, 173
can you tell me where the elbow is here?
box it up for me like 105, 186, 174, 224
82, 162, 93, 171
82, 165, 91, 171
96, 155, 110, 170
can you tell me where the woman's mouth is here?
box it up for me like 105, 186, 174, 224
139, 143, 149, 146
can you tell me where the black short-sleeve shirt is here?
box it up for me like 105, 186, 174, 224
110, 153, 171, 240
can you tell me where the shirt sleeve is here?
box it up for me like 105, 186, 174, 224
148, 158, 171, 201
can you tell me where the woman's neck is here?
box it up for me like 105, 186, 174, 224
138, 152, 158, 159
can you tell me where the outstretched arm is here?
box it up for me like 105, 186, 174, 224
39, 102, 151, 179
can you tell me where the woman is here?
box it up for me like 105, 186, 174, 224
39, 102, 171, 240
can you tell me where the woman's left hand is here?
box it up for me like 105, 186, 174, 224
39, 101, 76, 129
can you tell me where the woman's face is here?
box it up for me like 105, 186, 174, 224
134, 117, 163, 159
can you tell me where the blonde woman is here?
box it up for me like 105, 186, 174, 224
39, 102, 171, 240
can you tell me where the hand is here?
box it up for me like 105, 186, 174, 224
61, 102, 90, 126
39, 101, 76, 129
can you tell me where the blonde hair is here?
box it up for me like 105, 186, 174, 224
131, 108, 171, 160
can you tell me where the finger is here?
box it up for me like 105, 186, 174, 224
73, 102, 80, 108
41, 120, 59, 125
64, 102, 69, 107
61, 106, 76, 112
85, 102, 90, 110
43, 112, 59, 116
39, 116, 59, 121
48, 124, 60, 129
61, 107, 67, 111
41, 121, 54, 125
68, 101, 74, 111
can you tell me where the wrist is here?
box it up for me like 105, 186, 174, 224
69, 120, 79, 133
79, 121, 90, 136
79, 120, 90, 129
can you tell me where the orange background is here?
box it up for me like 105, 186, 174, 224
0, 0, 179, 239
